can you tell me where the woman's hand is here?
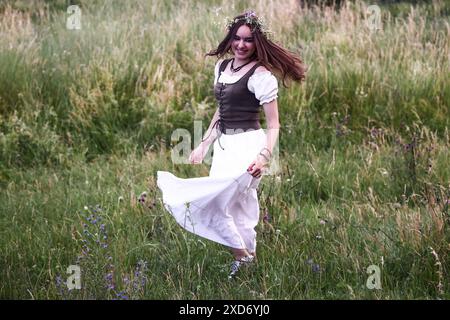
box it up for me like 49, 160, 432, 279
188, 143, 209, 164
247, 154, 269, 178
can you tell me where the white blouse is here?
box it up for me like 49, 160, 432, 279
214, 59, 278, 105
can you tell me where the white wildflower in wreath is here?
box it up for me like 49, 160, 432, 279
225, 10, 274, 40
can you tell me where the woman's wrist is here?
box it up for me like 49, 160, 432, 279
259, 147, 272, 158
257, 147, 272, 165
257, 153, 270, 165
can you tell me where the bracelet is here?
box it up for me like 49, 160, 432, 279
258, 152, 270, 162
260, 147, 272, 157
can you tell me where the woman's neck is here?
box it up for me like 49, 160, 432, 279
233, 56, 254, 66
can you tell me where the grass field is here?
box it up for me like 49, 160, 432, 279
0, 0, 449, 299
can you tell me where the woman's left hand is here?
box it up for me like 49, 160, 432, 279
247, 155, 269, 178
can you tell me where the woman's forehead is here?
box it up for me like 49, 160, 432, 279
236, 25, 253, 37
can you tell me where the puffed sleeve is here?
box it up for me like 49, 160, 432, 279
248, 71, 278, 105
214, 59, 224, 86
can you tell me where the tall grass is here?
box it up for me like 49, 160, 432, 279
0, 0, 449, 299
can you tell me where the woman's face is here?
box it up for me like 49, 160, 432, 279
231, 25, 256, 61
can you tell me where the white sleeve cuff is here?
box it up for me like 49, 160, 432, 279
248, 71, 279, 105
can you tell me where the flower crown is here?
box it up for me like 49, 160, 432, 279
226, 10, 273, 39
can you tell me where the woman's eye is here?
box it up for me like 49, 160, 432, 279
234, 37, 253, 42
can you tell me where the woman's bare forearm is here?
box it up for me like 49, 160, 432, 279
262, 100, 280, 155
264, 127, 279, 154
200, 107, 220, 147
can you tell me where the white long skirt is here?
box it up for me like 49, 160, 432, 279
156, 128, 266, 253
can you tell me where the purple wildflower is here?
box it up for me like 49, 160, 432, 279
116, 291, 129, 300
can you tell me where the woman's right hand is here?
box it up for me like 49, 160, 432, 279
188, 143, 209, 164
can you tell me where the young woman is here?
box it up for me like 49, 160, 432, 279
157, 11, 305, 278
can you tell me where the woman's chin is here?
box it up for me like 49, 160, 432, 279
235, 52, 251, 60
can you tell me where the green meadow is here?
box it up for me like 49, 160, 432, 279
0, 0, 449, 299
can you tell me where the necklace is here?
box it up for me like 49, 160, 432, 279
230, 58, 255, 73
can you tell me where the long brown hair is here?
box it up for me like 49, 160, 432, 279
206, 12, 306, 87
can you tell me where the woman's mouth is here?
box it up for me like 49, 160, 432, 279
236, 49, 248, 55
